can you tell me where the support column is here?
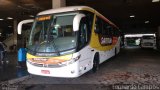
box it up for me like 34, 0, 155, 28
157, 26, 160, 50
52, 0, 66, 9
13, 20, 17, 51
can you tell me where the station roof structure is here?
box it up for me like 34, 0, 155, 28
0, 0, 159, 34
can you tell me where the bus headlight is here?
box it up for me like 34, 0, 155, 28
58, 54, 81, 65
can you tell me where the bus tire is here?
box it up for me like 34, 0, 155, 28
92, 53, 99, 73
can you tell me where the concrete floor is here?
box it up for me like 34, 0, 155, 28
1, 46, 160, 90
0, 52, 28, 82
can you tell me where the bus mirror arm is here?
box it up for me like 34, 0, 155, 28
73, 14, 85, 31
17, 19, 34, 34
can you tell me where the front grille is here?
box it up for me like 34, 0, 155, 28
143, 42, 153, 46
32, 63, 44, 67
27, 60, 64, 68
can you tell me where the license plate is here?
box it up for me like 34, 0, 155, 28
41, 70, 50, 74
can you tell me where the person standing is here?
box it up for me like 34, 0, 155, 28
0, 42, 7, 64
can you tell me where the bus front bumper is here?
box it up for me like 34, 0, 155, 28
26, 61, 81, 78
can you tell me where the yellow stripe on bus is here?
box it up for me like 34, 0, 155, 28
27, 53, 72, 61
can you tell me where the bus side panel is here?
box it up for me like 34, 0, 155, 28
78, 45, 94, 75
89, 14, 120, 63
89, 14, 118, 51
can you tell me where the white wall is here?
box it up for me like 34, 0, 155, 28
3, 35, 17, 52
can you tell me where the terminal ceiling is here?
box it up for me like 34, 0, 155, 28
0, 0, 159, 35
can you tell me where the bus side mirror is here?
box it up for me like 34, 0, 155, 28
17, 19, 34, 34
73, 14, 85, 31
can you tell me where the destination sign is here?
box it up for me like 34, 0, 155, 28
36, 15, 51, 21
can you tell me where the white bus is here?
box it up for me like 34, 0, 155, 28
18, 6, 121, 78
140, 35, 156, 48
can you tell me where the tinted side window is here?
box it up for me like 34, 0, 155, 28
95, 17, 103, 34
97, 17, 113, 46
80, 11, 94, 40
113, 27, 120, 37
78, 17, 89, 50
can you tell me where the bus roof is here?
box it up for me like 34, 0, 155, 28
38, 6, 118, 29
38, 6, 94, 15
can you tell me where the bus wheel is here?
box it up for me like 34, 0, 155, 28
92, 53, 99, 73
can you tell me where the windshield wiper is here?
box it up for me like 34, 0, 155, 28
52, 41, 60, 56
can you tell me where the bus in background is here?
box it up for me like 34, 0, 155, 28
140, 35, 156, 48
17, 6, 121, 78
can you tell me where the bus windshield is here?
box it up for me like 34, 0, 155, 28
142, 36, 155, 39
28, 13, 77, 56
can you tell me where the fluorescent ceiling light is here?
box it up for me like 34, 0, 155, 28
130, 15, 135, 18
0, 19, 4, 20
29, 15, 34, 18
7, 17, 13, 19
125, 34, 155, 38
145, 21, 149, 24
8, 26, 12, 27
152, 0, 160, 2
